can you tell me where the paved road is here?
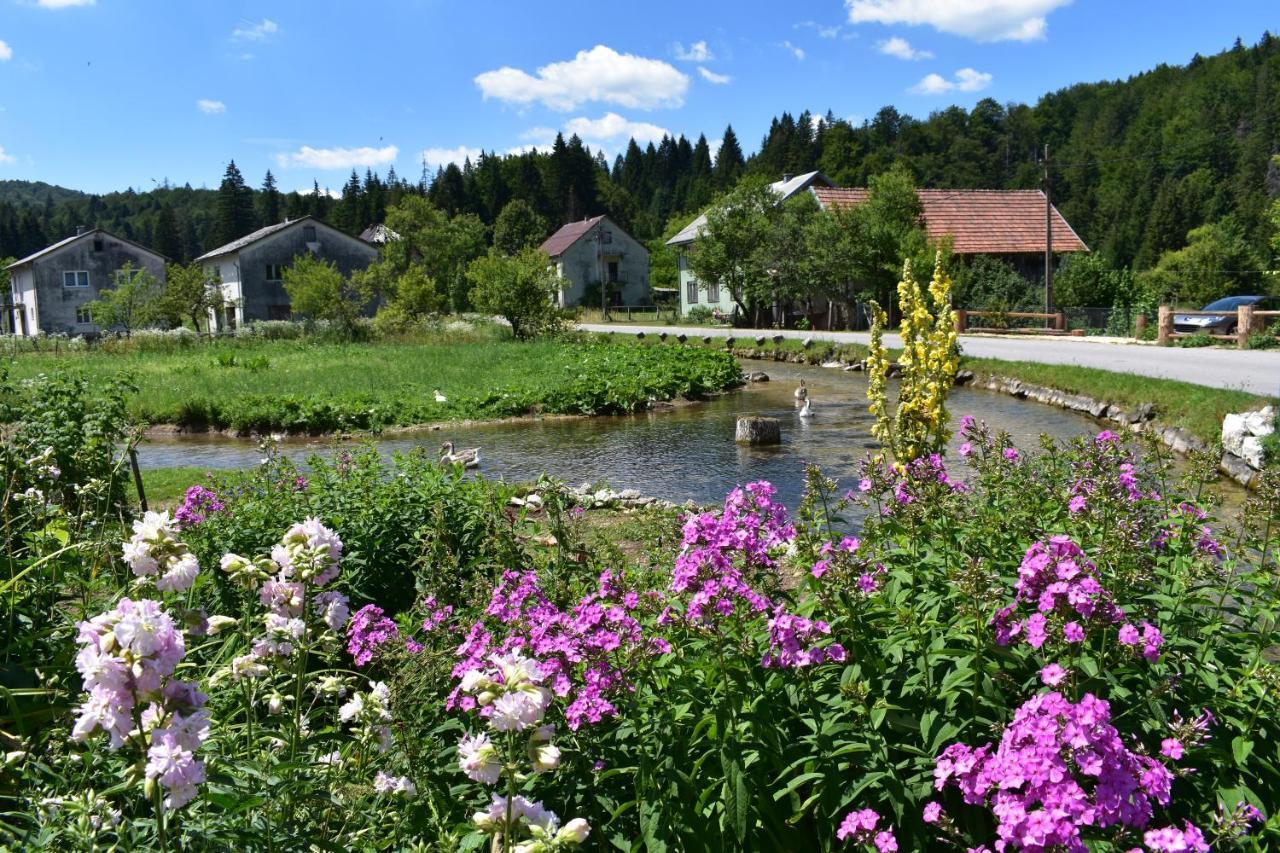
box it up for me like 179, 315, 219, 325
578, 323, 1280, 396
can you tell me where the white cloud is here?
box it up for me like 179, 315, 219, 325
232, 18, 278, 42
673, 40, 712, 62
475, 45, 689, 111
36, 0, 94, 7
0, 40, 11, 61
565, 112, 670, 145
697, 66, 732, 85
519, 126, 558, 146
795, 20, 842, 38
781, 40, 806, 60
846, 0, 1071, 42
421, 146, 483, 169
878, 36, 932, 60
197, 99, 226, 115
708, 138, 723, 161
910, 67, 993, 94
276, 144, 399, 170
0, 146, 15, 164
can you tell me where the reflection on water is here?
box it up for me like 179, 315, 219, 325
137, 361, 1108, 509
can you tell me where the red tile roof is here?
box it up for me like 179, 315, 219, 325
811, 187, 1088, 255
540, 215, 607, 258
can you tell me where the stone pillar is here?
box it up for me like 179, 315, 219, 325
735, 416, 781, 446
1054, 310, 1066, 331
954, 310, 968, 334
1157, 306, 1173, 346
1134, 314, 1147, 339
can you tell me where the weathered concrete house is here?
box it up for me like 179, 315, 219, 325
5, 227, 167, 336
540, 215, 650, 308
197, 216, 379, 330
667, 171, 833, 318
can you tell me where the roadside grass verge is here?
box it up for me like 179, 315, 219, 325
964, 359, 1271, 446
3, 337, 743, 434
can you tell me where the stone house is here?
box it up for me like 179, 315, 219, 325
539, 215, 650, 308
5, 227, 167, 336
197, 216, 379, 330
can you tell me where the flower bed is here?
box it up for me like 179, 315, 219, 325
3, 375, 1279, 850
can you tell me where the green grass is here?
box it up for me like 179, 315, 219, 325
964, 358, 1270, 445
139, 466, 214, 507
3, 335, 743, 434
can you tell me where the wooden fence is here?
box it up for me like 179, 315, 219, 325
954, 310, 1067, 335
1157, 304, 1280, 348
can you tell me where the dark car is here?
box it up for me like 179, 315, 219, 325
1174, 295, 1279, 335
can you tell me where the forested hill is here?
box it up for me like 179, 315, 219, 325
1, 32, 1276, 269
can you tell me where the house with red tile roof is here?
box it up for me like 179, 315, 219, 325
540, 215, 650, 308
810, 187, 1088, 257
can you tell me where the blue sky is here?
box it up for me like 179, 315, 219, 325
0, 0, 1275, 194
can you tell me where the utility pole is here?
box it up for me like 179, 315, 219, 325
1043, 143, 1054, 316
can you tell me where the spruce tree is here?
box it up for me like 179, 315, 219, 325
259, 170, 281, 225
214, 160, 257, 246
152, 203, 183, 261
714, 125, 745, 189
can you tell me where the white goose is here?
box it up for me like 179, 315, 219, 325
439, 441, 481, 468
798, 397, 814, 419
433, 389, 448, 403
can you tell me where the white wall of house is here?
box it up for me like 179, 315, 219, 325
10, 267, 38, 335
677, 251, 735, 317
551, 218, 649, 308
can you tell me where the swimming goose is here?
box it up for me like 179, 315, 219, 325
794, 380, 808, 402
440, 441, 481, 468
798, 397, 814, 418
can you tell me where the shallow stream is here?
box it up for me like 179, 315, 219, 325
135, 360, 1118, 509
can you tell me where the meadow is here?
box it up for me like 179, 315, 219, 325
0, 329, 743, 434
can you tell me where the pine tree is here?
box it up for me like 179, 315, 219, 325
214, 160, 257, 246
259, 170, 281, 225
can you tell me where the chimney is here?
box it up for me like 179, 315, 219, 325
781, 173, 793, 183
76, 225, 89, 236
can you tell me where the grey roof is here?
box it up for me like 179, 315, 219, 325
6, 228, 166, 270
359, 223, 400, 244
666, 171, 833, 246
195, 218, 304, 261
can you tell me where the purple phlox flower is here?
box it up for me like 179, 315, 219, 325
934, 691, 1177, 850
347, 604, 399, 667
1039, 663, 1068, 686
991, 537, 1122, 651
174, 485, 223, 528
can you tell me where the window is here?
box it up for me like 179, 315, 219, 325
707, 281, 720, 303
686, 280, 699, 304
75, 306, 92, 324
63, 270, 90, 288
607, 260, 619, 283
265, 264, 286, 281
93, 238, 104, 252
223, 306, 237, 331
113, 268, 140, 287
302, 225, 317, 242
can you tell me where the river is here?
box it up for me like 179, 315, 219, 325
134, 360, 1121, 509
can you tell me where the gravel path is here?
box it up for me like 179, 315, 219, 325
577, 323, 1280, 396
